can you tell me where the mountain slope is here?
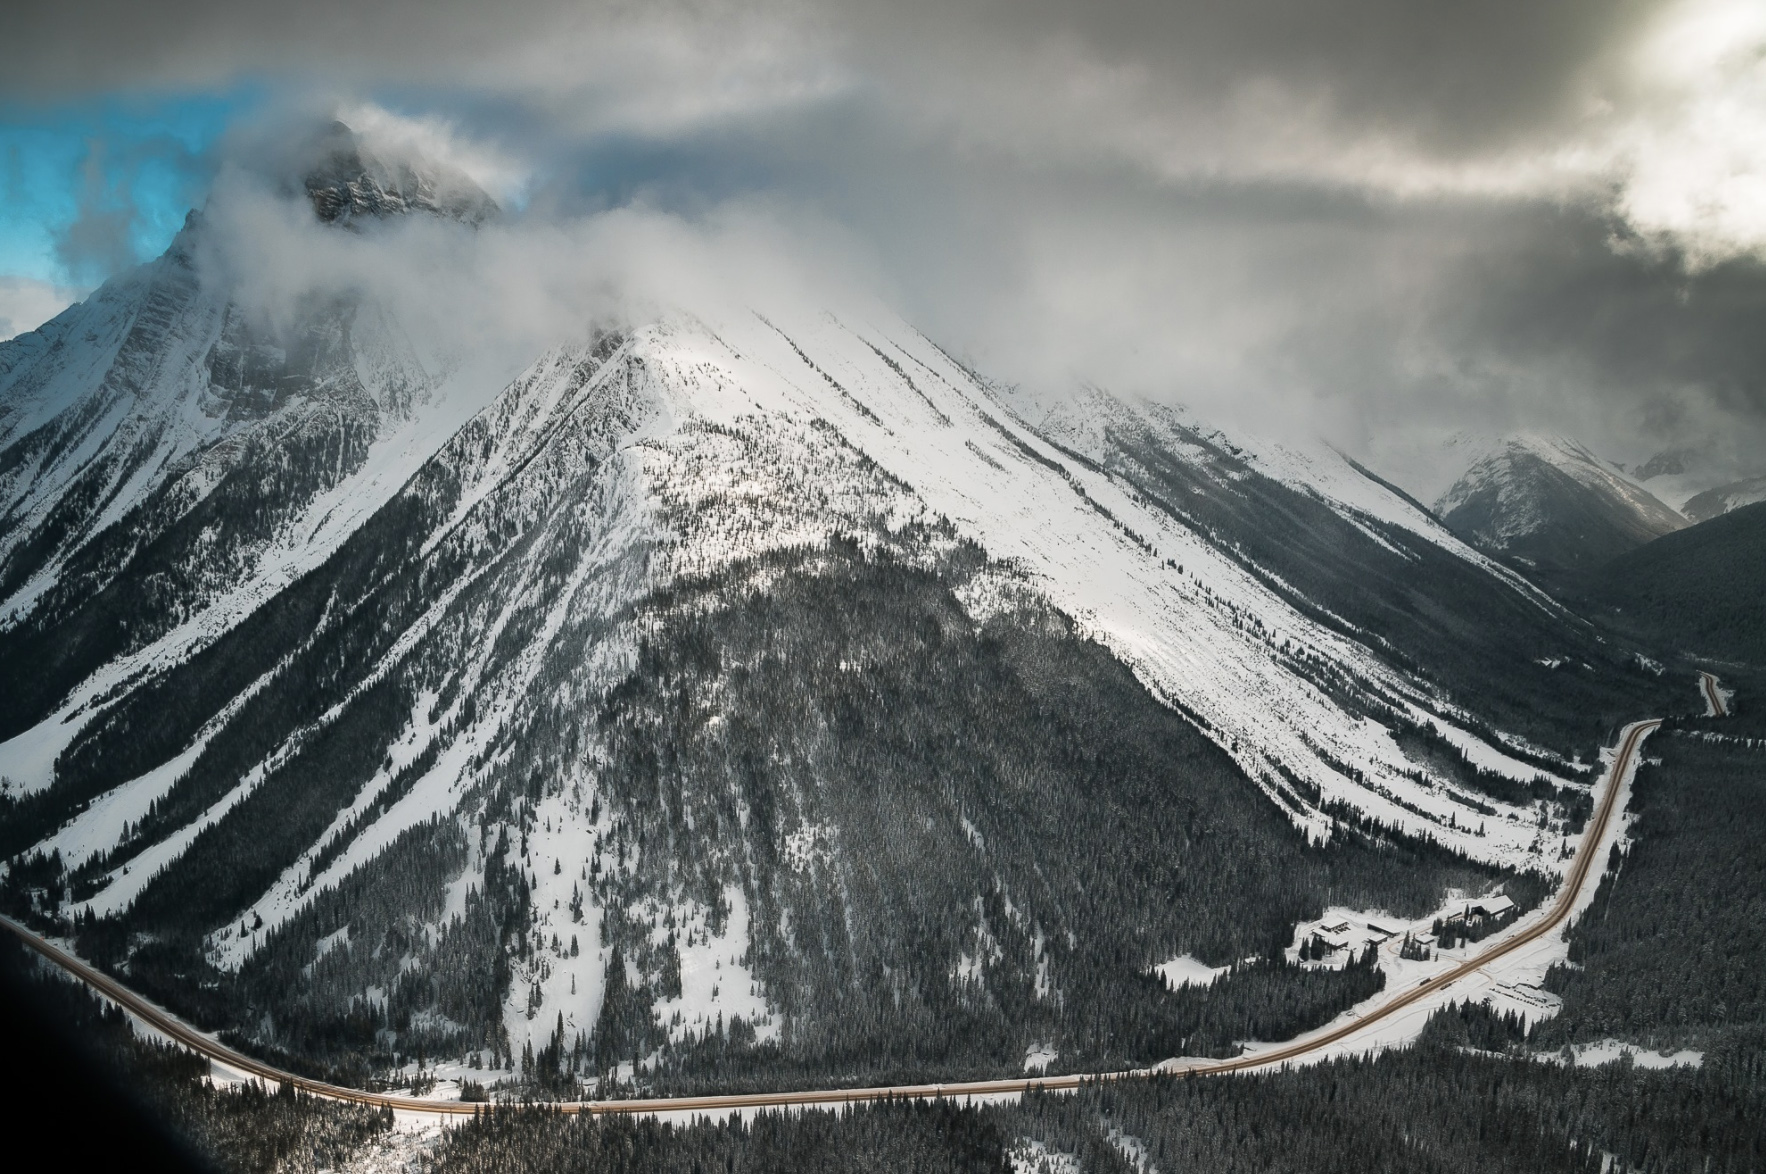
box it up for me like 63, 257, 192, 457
1681, 474, 1766, 523
0, 126, 509, 767
1580, 500, 1766, 665
1432, 435, 1686, 581
0, 148, 1682, 1088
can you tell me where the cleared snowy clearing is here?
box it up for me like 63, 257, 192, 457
1154, 955, 1233, 991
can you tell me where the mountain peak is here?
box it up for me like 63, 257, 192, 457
1432, 431, 1684, 582
295, 119, 498, 227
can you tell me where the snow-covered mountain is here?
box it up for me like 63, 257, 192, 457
1432, 434, 1686, 580
0, 126, 1677, 1088
0, 124, 511, 748
1630, 445, 1766, 522
299, 120, 498, 227
1674, 475, 1766, 523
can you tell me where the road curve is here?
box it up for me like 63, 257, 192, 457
1700, 671, 1729, 717
0, 719, 1659, 1118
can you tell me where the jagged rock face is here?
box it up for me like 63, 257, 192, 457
299, 120, 498, 227
1633, 449, 1691, 480
0, 139, 1679, 1084
1433, 436, 1686, 580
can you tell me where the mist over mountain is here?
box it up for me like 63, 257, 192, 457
4, 5, 1766, 1162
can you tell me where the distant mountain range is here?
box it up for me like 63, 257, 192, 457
1426, 431, 1766, 593
1627, 445, 1766, 522
1678, 475, 1766, 523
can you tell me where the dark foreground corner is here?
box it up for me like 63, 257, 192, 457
0, 945, 214, 1172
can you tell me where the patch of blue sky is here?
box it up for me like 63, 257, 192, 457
0, 86, 262, 287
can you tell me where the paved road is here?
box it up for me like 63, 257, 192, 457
0, 719, 1658, 1118
1700, 671, 1729, 717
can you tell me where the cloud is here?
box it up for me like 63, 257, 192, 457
1604, 0, 1766, 264
21, 117, 217, 287
862, 158, 1766, 487
5, 3, 1766, 490
7, 0, 1765, 261
191, 133, 887, 403
0, 274, 83, 341
334, 102, 531, 206
52, 139, 138, 284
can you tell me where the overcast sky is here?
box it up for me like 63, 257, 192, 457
3, 0, 1764, 495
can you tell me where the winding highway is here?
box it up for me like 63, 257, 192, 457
1700, 671, 1730, 717
0, 718, 1660, 1118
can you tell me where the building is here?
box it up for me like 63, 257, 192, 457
1468, 895, 1515, 920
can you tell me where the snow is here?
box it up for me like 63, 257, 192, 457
335, 1115, 448, 1170
0, 238, 541, 810
1223, 428, 1559, 612
73, 763, 266, 920
1154, 955, 1231, 991
1023, 1043, 1058, 1072
1106, 1127, 1159, 1174
1401, 702, 1575, 789
30, 300, 1592, 967
0, 258, 523, 635
1009, 1139, 1083, 1174
312, 925, 351, 962
783, 823, 838, 873
1430, 433, 1686, 546
495, 781, 607, 1061
42, 740, 207, 871
0, 705, 86, 796
648, 885, 777, 1047
43, 346, 654, 958
622, 308, 1565, 871
40, 656, 288, 873
1550, 1040, 1703, 1070
5, 267, 1623, 1043
1660, 471, 1766, 518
